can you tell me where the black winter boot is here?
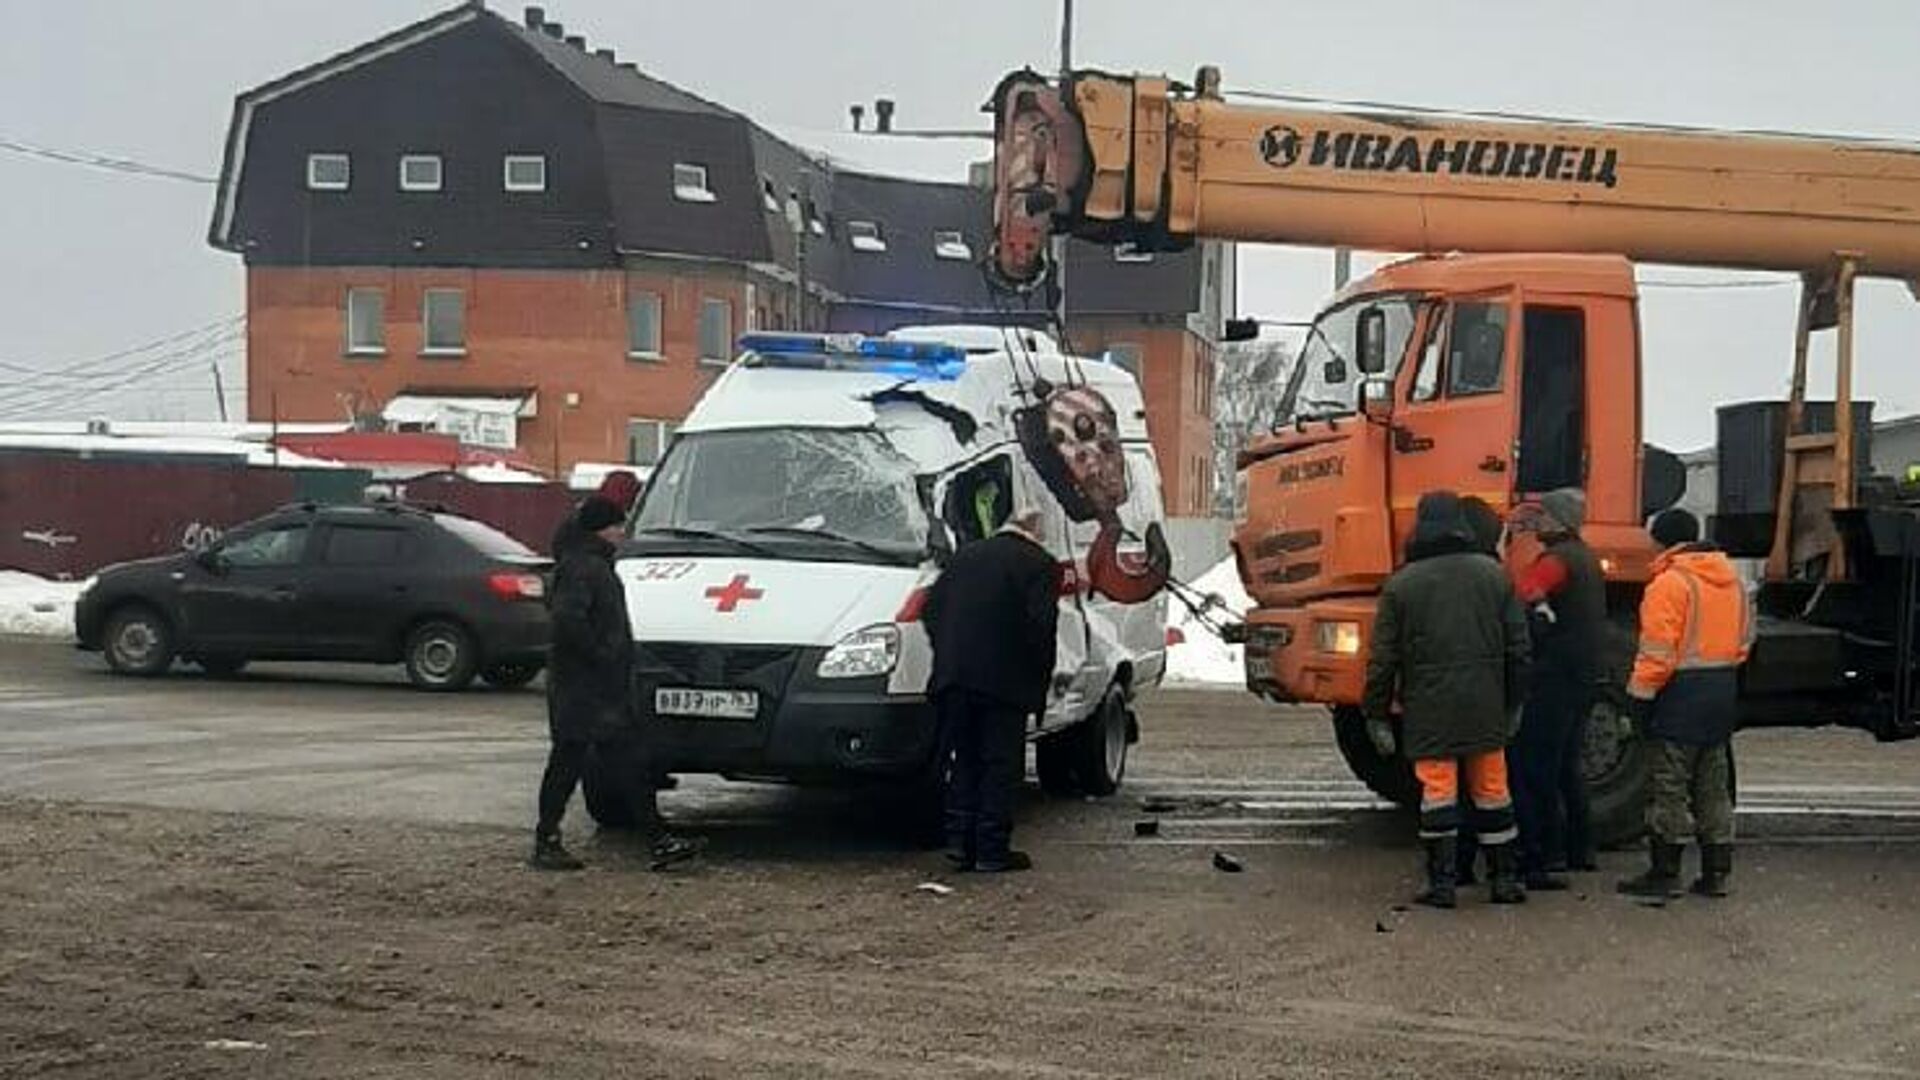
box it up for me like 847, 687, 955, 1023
1414, 837, 1458, 909
1691, 843, 1732, 898
530, 831, 584, 872
1487, 842, 1527, 904
1617, 840, 1685, 902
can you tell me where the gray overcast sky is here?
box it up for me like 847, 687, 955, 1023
3, 0, 1918, 447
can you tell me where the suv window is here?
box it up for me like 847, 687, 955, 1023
323, 524, 411, 566
222, 525, 309, 568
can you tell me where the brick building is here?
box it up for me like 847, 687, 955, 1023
209, 2, 1233, 514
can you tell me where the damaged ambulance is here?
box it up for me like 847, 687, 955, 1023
584, 326, 1170, 827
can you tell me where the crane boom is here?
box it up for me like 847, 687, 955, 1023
989, 70, 1920, 287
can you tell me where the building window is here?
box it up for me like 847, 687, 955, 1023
627, 418, 680, 467
307, 153, 350, 191
848, 220, 887, 253
807, 201, 826, 236
503, 154, 547, 192
934, 230, 973, 261
627, 291, 663, 359
761, 176, 779, 212
673, 162, 715, 203
785, 191, 803, 231
699, 298, 733, 364
1114, 242, 1154, 263
344, 288, 385, 356
399, 154, 442, 192
422, 289, 466, 356
1108, 342, 1143, 381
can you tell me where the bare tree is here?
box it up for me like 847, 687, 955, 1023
1212, 333, 1300, 517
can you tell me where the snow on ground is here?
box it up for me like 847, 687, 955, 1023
1163, 559, 1253, 686
0, 571, 86, 637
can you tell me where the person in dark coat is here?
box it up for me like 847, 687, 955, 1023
1508, 488, 1608, 890
531, 496, 696, 871
1364, 492, 1532, 907
923, 508, 1060, 873
1452, 495, 1508, 885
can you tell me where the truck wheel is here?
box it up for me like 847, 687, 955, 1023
1035, 729, 1079, 796
1582, 687, 1649, 850
1071, 688, 1131, 797
403, 620, 478, 691
104, 605, 176, 677
581, 750, 639, 830
1331, 706, 1419, 807
1579, 614, 1649, 849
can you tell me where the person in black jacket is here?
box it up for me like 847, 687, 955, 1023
531, 497, 697, 871
1508, 488, 1607, 890
923, 508, 1060, 873
1364, 492, 1533, 907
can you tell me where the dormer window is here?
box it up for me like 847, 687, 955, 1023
761, 176, 779, 211
848, 220, 886, 253
399, 154, 442, 192
504, 155, 547, 192
307, 153, 350, 191
674, 162, 716, 203
933, 230, 972, 261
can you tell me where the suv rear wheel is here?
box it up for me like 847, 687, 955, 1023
403, 620, 479, 691
104, 606, 175, 677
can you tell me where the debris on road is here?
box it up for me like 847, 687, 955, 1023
1211, 851, 1243, 873
1134, 819, 1160, 837
915, 881, 955, 897
203, 1039, 267, 1052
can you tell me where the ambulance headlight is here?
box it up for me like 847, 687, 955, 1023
818, 624, 900, 679
1314, 620, 1363, 656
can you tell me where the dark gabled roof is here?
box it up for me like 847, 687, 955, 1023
829, 172, 994, 311
211, 1, 491, 248
597, 104, 772, 263
503, 18, 733, 116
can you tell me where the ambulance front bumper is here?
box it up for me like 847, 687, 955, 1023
633, 641, 937, 784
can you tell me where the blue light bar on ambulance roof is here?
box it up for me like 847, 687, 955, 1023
737, 332, 968, 380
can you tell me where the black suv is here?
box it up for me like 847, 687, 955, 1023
75, 502, 552, 690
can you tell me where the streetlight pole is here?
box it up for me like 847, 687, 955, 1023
1050, 0, 1073, 335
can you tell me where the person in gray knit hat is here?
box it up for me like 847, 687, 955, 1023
1508, 487, 1607, 889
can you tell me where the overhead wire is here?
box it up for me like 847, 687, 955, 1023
0, 329, 245, 419
0, 136, 218, 185
0, 315, 244, 382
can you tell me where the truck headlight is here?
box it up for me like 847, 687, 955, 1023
818, 624, 900, 679
1314, 620, 1362, 656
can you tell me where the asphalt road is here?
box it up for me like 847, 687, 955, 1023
6, 636, 1920, 845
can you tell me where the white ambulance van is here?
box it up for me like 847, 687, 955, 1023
591, 326, 1169, 820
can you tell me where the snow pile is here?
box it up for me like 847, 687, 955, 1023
1163, 559, 1253, 686
461, 462, 549, 485
0, 571, 87, 637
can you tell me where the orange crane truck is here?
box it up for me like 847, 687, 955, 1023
987, 68, 1920, 842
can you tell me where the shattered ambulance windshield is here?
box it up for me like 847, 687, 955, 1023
634, 428, 928, 553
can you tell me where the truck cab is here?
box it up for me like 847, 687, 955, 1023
1235, 254, 1656, 710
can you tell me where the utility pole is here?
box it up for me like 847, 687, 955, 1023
210, 361, 229, 423
1050, 0, 1073, 334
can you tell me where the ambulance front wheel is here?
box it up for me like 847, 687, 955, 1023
1036, 689, 1130, 797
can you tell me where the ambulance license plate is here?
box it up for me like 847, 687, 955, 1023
655, 687, 759, 720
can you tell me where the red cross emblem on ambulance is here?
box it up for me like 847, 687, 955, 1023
704, 574, 765, 613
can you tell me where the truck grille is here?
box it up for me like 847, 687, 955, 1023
636, 642, 799, 687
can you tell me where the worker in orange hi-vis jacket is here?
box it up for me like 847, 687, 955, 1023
1617, 509, 1754, 903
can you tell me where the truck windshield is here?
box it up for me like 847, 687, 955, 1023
633, 428, 929, 561
1275, 295, 1417, 425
